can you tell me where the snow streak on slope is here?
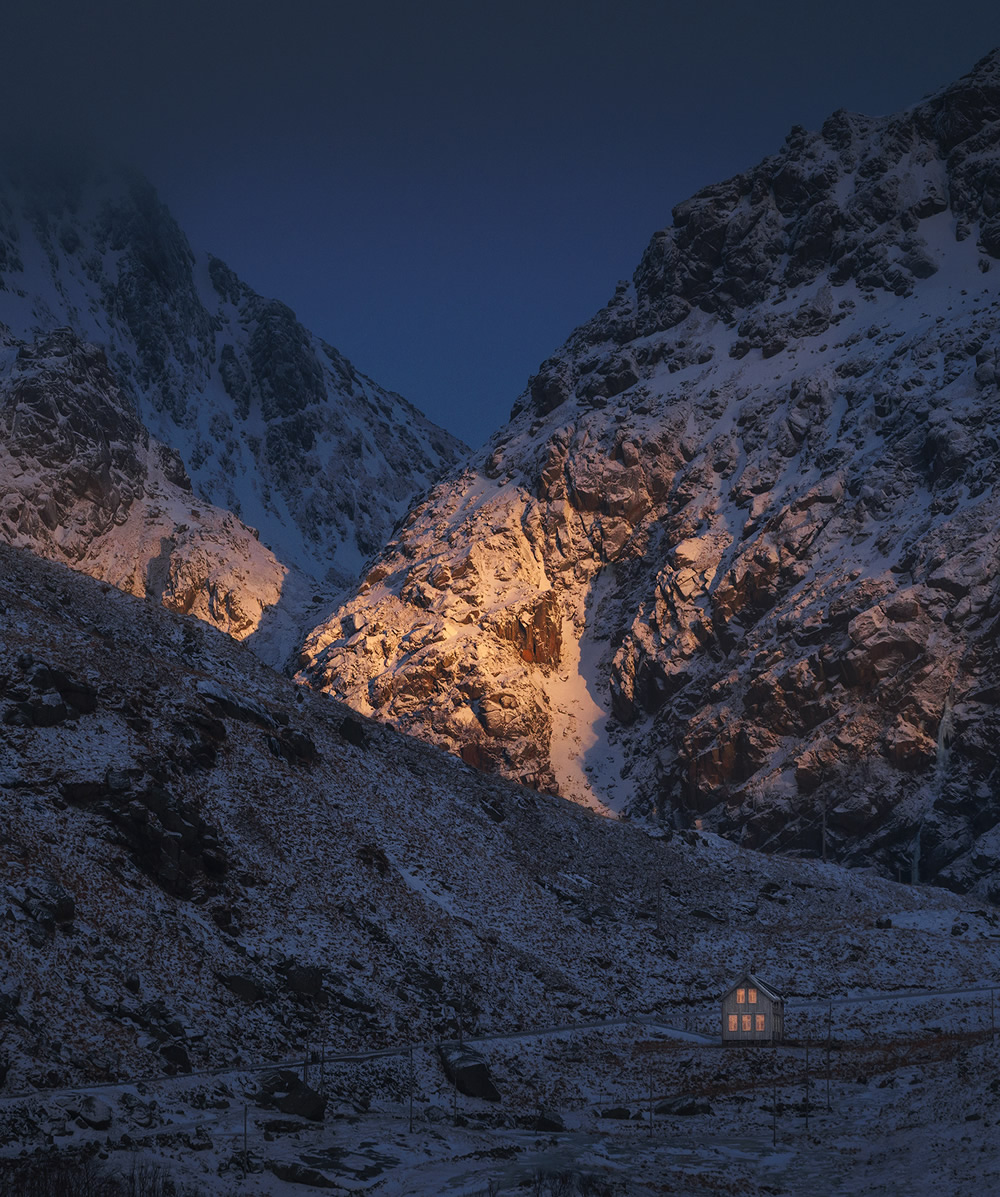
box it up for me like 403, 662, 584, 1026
542, 572, 628, 815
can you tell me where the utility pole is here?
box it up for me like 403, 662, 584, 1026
826, 1002, 832, 1112
821, 804, 827, 863
457, 973, 467, 1044
772, 1075, 777, 1147
804, 1043, 810, 1134
648, 1066, 654, 1138
243, 1104, 248, 1170
409, 1045, 415, 1133
992, 990, 996, 1041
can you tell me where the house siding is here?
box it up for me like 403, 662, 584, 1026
720, 977, 784, 1043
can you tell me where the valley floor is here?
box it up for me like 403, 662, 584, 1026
4, 994, 1000, 1196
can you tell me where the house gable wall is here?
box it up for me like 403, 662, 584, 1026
720, 978, 784, 1042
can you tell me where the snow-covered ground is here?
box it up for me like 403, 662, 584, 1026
5, 1006, 1000, 1194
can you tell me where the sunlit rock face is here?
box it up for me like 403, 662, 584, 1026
0, 328, 288, 647
300, 49, 1000, 891
0, 159, 466, 592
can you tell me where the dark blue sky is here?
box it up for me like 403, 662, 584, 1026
9, 2, 1000, 447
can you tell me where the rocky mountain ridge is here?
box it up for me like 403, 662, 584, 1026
0, 158, 465, 651
299, 49, 1000, 894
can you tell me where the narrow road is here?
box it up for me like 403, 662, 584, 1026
787, 981, 999, 1010
4, 982, 995, 1102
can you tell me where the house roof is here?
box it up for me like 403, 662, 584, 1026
722, 972, 783, 1004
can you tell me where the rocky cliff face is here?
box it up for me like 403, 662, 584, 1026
0, 159, 466, 592
299, 49, 1000, 894
0, 328, 292, 651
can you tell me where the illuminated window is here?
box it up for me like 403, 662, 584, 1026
728, 1015, 738, 1032
748, 988, 757, 1004
756, 1014, 766, 1032
742, 1015, 752, 1032
737, 988, 746, 1004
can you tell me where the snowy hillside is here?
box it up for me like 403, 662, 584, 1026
299, 49, 1000, 892
0, 157, 466, 591
3, 542, 1000, 1193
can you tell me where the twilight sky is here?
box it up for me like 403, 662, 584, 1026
7, 1, 1000, 448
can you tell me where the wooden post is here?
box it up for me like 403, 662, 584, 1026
826, 1001, 832, 1112
772, 1075, 777, 1147
409, 1045, 414, 1134
303, 1042, 309, 1085
992, 990, 996, 1041
648, 1066, 653, 1137
804, 1043, 810, 1133
821, 804, 827, 863
243, 1103, 248, 1169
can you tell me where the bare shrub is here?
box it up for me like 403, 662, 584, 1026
0, 1154, 205, 1197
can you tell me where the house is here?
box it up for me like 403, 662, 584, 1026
721, 972, 784, 1043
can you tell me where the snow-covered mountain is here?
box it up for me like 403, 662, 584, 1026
0, 157, 466, 644
299, 49, 1000, 892
0, 327, 303, 660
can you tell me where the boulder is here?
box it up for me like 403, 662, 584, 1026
518, 1109, 565, 1132
438, 1043, 501, 1102
75, 1095, 113, 1130
266, 1160, 338, 1189
258, 1070, 327, 1122
221, 973, 269, 1003
160, 1042, 192, 1071
281, 964, 325, 1000
656, 1094, 713, 1116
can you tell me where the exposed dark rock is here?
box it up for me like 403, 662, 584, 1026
221, 974, 268, 1003
517, 1109, 565, 1132
656, 1094, 714, 1116
280, 964, 325, 1000
357, 843, 390, 875
266, 1160, 338, 1189
7, 876, 75, 930
74, 1095, 113, 1130
159, 1042, 191, 1071
257, 1069, 327, 1122
338, 716, 369, 748
438, 1043, 501, 1102
266, 728, 318, 765
61, 775, 228, 896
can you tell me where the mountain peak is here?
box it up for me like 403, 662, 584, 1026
0, 161, 467, 596
300, 50, 1000, 897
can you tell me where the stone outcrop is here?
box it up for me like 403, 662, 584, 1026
299, 50, 1000, 892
